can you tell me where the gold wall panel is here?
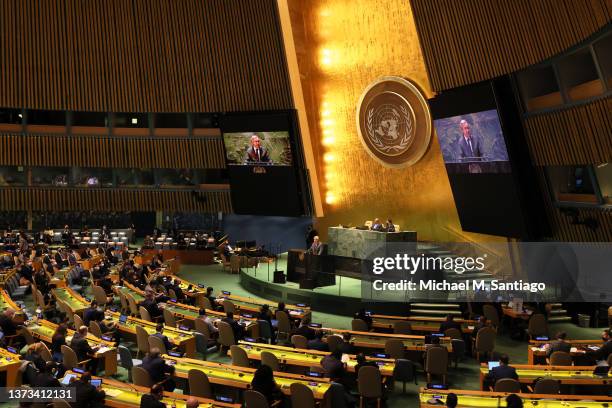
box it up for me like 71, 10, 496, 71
288, 0, 504, 243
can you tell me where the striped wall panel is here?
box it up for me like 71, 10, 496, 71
0, 188, 232, 213
0, 133, 226, 168
410, 0, 612, 91
0, 0, 292, 112
524, 97, 612, 165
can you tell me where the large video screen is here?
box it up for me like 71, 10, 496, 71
219, 111, 310, 217
429, 79, 548, 239
223, 131, 293, 166
434, 109, 510, 174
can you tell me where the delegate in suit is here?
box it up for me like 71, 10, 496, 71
244, 135, 271, 164
457, 120, 483, 162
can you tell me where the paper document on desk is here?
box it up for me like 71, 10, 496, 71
103, 389, 122, 397
97, 346, 111, 354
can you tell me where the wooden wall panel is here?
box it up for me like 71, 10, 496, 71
0, 133, 226, 169
410, 0, 612, 91
524, 97, 612, 165
0, 188, 232, 213
0, 0, 292, 112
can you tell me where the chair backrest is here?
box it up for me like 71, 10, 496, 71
258, 320, 273, 340
384, 339, 405, 359
351, 319, 369, 332
132, 366, 153, 387
222, 300, 235, 314
528, 314, 548, 337
92, 285, 107, 305
39, 342, 52, 362
217, 321, 236, 347
148, 335, 167, 355
357, 365, 382, 398
326, 335, 343, 353
53, 401, 72, 408
21, 327, 36, 345
494, 378, 521, 393
393, 359, 416, 382
475, 327, 496, 353
119, 292, 128, 312
261, 351, 280, 371
163, 308, 177, 327
126, 294, 139, 316
244, 390, 269, 408
483, 305, 500, 327
201, 295, 213, 310
291, 334, 308, 349
194, 332, 209, 356
188, 369, 213, 398
117, 345, 134, 371
89, 321, 103, 338
193, 294, 208, 310
230, 345, 250, 367
444, 328, 463, 340
139, 306, 152, 322
35, 289, 46, 308
301, 311, 312, 325
135, 326, 150, 355
425, 347, 448, 375
168, 288, 177, 299
549, 351, 572, 366
393, 321, 412, 335
534, 378, 561, 394
60, 345, 78, 370
290, 382, 316, 408
194, 318, 211, 337
73, 314, 84, 330
275, 310, 291, 334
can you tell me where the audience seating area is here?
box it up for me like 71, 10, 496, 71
0, 241, 610, 408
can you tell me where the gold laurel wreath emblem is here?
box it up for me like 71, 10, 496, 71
366, 104, 413, 153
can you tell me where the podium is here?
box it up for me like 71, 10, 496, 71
287, 249, 336, 288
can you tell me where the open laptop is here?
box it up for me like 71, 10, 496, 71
488, 361, 500, 370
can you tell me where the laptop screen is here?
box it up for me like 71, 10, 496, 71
488, 361, 501, 370
119, 315, 128, 324
61, 373, 77, 385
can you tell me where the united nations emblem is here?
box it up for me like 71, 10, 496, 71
357, 77, 432, 167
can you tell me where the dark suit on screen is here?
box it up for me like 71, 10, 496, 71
244, 146, 270, 163
458, 135, 483, 162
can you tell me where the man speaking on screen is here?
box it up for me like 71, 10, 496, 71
244, 134, 271, 164
457, 119, 483, 173
457, 119, 483, 162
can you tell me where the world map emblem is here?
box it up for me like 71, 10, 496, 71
357, 76, 432, 167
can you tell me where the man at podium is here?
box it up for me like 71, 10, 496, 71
306, 236, 324, 255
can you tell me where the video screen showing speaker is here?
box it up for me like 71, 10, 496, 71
223, 131, 293, 166
429, 78, 546, 239
219, 111, 309, 217
434, 109, 511, 174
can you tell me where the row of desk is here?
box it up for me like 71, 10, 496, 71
419, 388, 612, 407
479, 363, 610, 390
64, 371, 240, 408
528, 339, 604, 365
